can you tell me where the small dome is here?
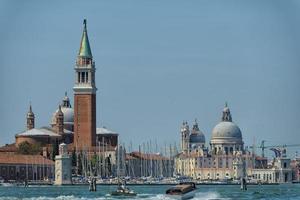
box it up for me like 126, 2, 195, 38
211, 121, 242, 140
189, 119, 205, 144
189, 133, 205, 143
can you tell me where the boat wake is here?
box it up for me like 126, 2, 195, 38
138, 192, 227, 200
194, 191, 228, 200
0, 192, 225, 200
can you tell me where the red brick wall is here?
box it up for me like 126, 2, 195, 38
74, 93, 96, 147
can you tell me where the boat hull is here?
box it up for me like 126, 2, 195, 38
166, 190, 196, 200
110, 191, 137, 196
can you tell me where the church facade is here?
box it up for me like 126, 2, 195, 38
175, 104, 254, 181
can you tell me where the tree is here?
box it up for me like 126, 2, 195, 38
17, 141, 42, 155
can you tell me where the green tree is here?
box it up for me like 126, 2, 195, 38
17, 141, 42, 155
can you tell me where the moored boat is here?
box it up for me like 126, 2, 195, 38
166, 182, 197, 200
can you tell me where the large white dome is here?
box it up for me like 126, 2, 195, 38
211, 121, 242, 140
210, 104, 243, 145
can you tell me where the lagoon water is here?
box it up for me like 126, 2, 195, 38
0, 184, 299, 200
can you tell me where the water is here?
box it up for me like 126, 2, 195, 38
0, 184, 299, 200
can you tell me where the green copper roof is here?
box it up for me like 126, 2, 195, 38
78, 19, 92, 58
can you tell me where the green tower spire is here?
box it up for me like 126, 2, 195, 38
78, 19, 92, 58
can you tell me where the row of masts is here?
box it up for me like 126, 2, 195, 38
73, 139, 179, 179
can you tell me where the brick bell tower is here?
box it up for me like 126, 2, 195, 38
73, 19, 97, 148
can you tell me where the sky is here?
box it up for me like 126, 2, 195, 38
0, 0, 300, 157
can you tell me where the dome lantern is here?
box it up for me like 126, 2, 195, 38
222, 102, 232, 122
62, 92, 71, 108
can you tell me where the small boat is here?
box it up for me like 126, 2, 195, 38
166, 182, 197, 200
110, 181, 137, 197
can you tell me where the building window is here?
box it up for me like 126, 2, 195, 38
81, 72, 85, 83
86, 72, 88, 82
225, 147, 228, 155
78, 72, 80, 83
284, 162, 287, 168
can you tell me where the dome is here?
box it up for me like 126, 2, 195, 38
51, 107, 74, 125
189, 133, 205, 143
211, 121, 242, 140
189, 119, 205, 144
50, 93, 74, 132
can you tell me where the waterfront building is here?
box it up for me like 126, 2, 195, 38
0, 153, 54, 181
175, 104, 297, 183
252, 155, 293, 183
291, 157, 300, 181
54, 143, 72, 185
175, 104, 255, 181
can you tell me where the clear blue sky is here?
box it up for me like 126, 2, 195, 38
0, 0, 300, 157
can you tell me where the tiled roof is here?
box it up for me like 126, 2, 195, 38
0, 153, 54, 165
0, 143, 17, 152
15, 127, 61, 137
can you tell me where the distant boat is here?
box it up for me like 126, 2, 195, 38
0, 182, 14, 187
166, 182, 197, 200
110, 144, 137, 197
0, 177, 14, 187
110, 180, 137, 196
